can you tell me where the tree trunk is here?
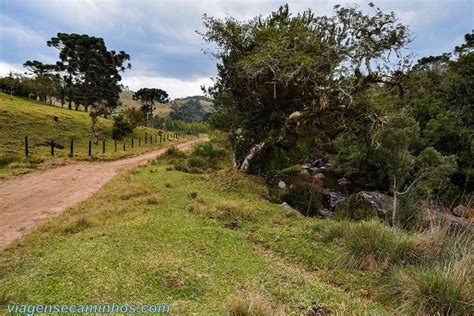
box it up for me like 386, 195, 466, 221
392, 178, 398, 226
239, 142, 266, 173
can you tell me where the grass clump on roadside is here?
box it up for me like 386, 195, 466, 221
228, 295, 272, 316
390, 253, 473, 315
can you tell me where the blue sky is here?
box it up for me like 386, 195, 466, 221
0, 0, 472, 98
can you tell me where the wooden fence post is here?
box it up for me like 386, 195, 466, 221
88, 141, 92, 156
114, 139, 117, 152
51, 140, 55, 156
131, 138, 134, 148
123, 141, 126, 151
102, 140, 106, 154
70, 139, 74, 157
145, 133, 148, 144
25, 136, 28, 158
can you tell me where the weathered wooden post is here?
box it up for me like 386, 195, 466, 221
25, 136, 28, 158
131, 138, 134, 148
102, 140, 106, 154
114, 139, 117, 152
51, 140, 55, 156
70, 139, 74, 157
88, 141, 92, 156
123, 141, 126, 151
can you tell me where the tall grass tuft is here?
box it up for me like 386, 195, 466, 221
228, 295, 272, 316
390, 253, 474, 315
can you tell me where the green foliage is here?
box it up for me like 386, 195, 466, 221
202, 3, 411, 172
133, 88, 169, 125
391, 254, 474, 315
112, 114, 134, 139
279, 165, 302, 175
334, 196, 378, 221
282, 183, 324, 216
170, 99, 207, 122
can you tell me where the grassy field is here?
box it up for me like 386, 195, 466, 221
0, 92, 189, 178
0, 144, 387, 315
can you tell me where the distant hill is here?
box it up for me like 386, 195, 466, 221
119, 92, 213, 118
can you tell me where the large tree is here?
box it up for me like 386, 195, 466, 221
201, 3, 411, 173
133, 88, 169, 125
46, 33, 131, 112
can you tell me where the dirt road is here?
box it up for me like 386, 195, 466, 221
0, 138, 205, 249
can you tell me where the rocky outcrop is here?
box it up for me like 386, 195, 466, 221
423, 205, 474, 234
281, 202, 303, 217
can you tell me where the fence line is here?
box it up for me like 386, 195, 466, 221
20, 131, 197, 159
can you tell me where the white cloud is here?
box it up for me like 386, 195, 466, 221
122, 73, 213, 98
0, 62, 23, 76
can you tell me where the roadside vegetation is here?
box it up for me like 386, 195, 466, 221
1, 137, 471, 314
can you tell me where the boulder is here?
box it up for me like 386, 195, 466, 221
346, 191, 395, 218
423, 205, 474, 234
281, 202, 303, 217
311, 158, 326, 168
42, 140, 64, 149
300, 169, 311, 177
452, 205, 473, 220
277, 180, 287, 189
337, 177, 351, 186
314, 173, 325, 179
316, 208, 332, 218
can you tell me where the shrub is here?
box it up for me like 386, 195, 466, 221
334, 195, 378, 221
228, 296, 271, 316
112, 114, 134, 139
283, 183, 324, 216
164, 146, 186, 159
193, 143, 226, 160
390, 253, 474, 315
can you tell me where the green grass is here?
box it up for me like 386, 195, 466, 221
0, 150, 387, 314
0, 92, 191, 178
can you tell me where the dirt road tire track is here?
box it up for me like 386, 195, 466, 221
0, 138, 206, 250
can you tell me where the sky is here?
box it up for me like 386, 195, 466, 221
0, 0, 472, 98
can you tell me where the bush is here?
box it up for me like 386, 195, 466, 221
334, 195, 378, 221
391, 254, 474, 315
282, 183, 324, 216
112, 114, 134, 139
163, 146, 186, 159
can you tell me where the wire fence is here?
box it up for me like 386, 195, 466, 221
15, 131, 196, 161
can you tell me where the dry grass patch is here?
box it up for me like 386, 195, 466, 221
228, 294, 273, 316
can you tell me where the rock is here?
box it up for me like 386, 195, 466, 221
423, 205, 474, 234
301, 163, 311, 169
42, 140, 64, 149
316, 208, 332, 218
453, 205, 474, 220
337, 177, 351, 186
289, 111, 302, 120
281, 202, 303, 217
353, 191, 395, 218
300, 169, 311, 177
311, 158, 326, 168
278, 180, 287, 189
314, 173, 325, 179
